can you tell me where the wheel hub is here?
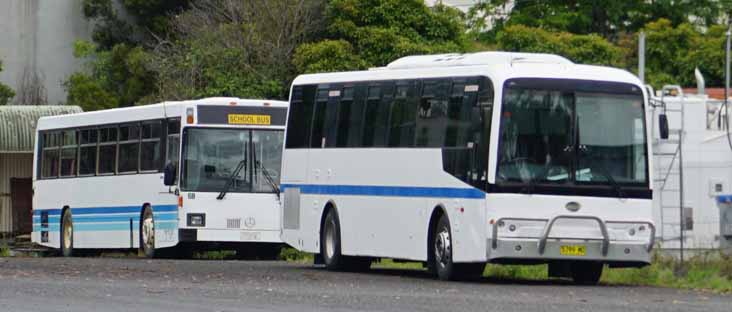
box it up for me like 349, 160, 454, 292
324, 219, 335, 259
63, 222, 72, 250
434, 229, 451, 267
142, 215, 155, 249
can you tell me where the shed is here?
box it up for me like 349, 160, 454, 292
0, 105, 82, 234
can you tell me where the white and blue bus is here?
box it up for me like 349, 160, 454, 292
32, 98, 288, 258
280, 52, 658, 283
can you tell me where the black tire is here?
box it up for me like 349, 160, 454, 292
570, 261, 604, 285
60, 209, 73, 257
139, 206, 156, 258
430, 214, 484, 281
320, 208, 371, 272
432, 214, 455, 280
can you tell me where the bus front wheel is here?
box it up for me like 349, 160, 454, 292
140, 206, 155, 258
60, 209, 73, 257
431, 214, 484, 281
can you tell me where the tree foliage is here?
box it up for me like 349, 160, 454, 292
496, 25, 625, 67
0, 60, 15, 105
294, 0, 468, 73
145, 0, 326, 102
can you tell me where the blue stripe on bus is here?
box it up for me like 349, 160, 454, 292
32, 204, 178, 232
33, 205, 178, 216
33, 220, 178, 232
280, 184, 485, 199
33, 213, 177, 224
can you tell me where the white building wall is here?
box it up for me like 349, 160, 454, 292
0, 0, 92, 105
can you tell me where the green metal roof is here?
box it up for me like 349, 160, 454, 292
0, 105, 83, 153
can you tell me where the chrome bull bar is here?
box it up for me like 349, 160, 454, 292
491, 215, 656, 255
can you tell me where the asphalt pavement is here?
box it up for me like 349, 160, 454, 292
0, 257, 729, 312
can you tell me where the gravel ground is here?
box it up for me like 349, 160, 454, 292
0, 257, 729, 312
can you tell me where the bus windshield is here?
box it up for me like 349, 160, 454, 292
181, 128, 284, 193
497, 79, 648, 188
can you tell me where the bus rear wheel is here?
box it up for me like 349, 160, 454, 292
60, 209, 73, 257
139, 207, 155, 258
320, 209, 370, 272
570, 261, 604, 285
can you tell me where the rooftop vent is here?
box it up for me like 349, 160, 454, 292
385, 52, 573, 70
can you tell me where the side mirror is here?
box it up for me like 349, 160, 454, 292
163, 163, 177, 186
659, 114, 670, 140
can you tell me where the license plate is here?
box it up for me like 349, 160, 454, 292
560, 245, 586, 256
228, 114, 271, 125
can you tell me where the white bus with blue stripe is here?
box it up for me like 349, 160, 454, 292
280, 52, 657, 283
32, 98, 288, 258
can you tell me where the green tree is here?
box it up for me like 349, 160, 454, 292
0, 60, 15, 105
145, 0, 326, 102
64, 40, 154, 110
294, 0, 468, 73
496, 25, 625, 67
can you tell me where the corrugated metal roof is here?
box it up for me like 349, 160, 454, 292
0, 105, 83, 153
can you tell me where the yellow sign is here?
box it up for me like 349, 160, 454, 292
228, 114, 271, 125
559, 245, 587, 256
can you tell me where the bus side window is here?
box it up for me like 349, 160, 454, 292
310, 88, 329, 148
346, 85, 367, 147
41, 131, 60, 178
98, 126, 117, 174
324, 87, 340, 148
335, 87, 354, 147
78, 128, 98, 176
166, 118, 181, 179
388, 81, 417, 147
60, 130, 77, 177
362, 84, 391, 147
416, 79, 449, 147
141, 120, 163, 172
285, 85, 316, 149
118, 123, 141, 173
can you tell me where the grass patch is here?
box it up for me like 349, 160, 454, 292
279, 247, 313, 262
602, 252, 732, 293
194, 250, 237, 260
368, 251, 732, 293
0, 243, 10, 257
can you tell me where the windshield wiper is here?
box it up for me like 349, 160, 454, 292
580, 150, 625, 199
259, 161, 281, 200
217, 156, 247, 200
521, 164, 552, 194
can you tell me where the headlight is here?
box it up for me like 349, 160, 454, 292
606, 222, 653, 242
187, 213, 206, 227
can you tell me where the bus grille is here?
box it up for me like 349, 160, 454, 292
227, 218, 241, 229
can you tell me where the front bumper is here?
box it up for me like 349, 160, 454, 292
488, 215, 655, 265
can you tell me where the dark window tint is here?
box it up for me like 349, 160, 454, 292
416, 80, 450, 147
335, 87, 354, 147
346, 86, 367, 147
141, 120, 163, 171
285, 86, 316, 148
80, 129, 98, 144
310, 88, 329, 148
59, 131, 77, 177
118, 143, 139, 173
99, 127, 117, 143
119, 124, 140, 141
99, 145, 116, 174
363, 85, 391, 147
79, 146, 96, 175
389, 83, 417, 147
42, 149, 59, 178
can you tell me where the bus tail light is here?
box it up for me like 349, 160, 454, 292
178, 196, 184, 208
186, 107, 194, 124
